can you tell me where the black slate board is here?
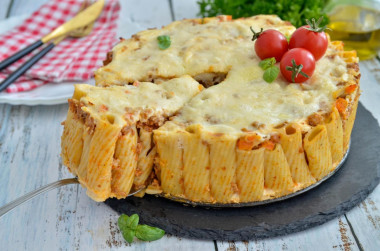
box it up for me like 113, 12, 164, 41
105, 103, 380, 240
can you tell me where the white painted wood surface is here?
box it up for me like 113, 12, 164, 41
0, 0, 12, 20
0, 0, 379, 250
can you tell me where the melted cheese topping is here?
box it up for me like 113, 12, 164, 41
95, 15, 295, 85
173, 50, 348, 136
75, 76, 201, 126
94, 15, 351, 136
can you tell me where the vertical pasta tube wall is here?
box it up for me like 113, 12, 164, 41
343, 98, 359, 152
207, 134, 238, 203
84, 120, 121, 201
111, 126, 138, 199
279, 125, 315, 187
154, 131, 185, 196
264, 144, 294, 196
182, 130, 212, 202
304, 125, 333, 180
236, 148, 264, 202
325, 107, 344, 165
61, 109, 84, 175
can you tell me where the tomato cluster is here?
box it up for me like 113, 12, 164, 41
251, 18, 328, 83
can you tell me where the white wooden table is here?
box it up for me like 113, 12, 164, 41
1, 0, 380, 250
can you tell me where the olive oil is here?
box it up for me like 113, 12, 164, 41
326, 5, 380, 60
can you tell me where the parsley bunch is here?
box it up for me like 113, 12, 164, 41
197, 0, 329, 28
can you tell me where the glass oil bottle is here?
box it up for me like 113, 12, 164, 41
325, 0, 380, 60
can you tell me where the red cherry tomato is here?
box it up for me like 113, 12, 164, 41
252, 29, 288, 62
289, 25, 328, 61
280, 48, 315, 83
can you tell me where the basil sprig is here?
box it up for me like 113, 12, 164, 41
259, 57, 279, 83
118, 214, 165, 244
135, 224, 166, 241
157, 35, 171, 50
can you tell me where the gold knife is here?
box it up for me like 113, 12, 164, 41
42, 0, 105, 42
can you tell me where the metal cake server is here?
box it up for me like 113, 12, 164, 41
0, 178, 142, 217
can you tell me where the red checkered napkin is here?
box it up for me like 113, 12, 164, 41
0, 0, 120, 93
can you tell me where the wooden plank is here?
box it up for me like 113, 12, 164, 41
0, 104, 78, 250
171, 0, 199, 20
216, 217, 360, 251
121, 0, 172, 30
358, 62, 380, 121
345, 186, 380, 250
116, 0, 174, 42
0, 0, 12, 20
361, 59, 380, 89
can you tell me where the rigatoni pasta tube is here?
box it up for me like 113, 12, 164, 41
77, 127, 92, 184
236, 147, 264, 202
85, 120, 121, 201
207, 134, 237, 203
134, 129, 155, 189
182, 130, 212, 202
325, 107, 344, 165
343, 97, 359, 152
304, 125, 333, 180
61, 109, 84, 175
279, 125, 315, 186
154, 131, 184, 196
111, 126, 138, 199
264, 144, 294, 195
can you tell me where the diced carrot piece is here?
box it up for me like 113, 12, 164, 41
345, 84, 357, 94
261, 140, 275, 150
335, 98, 348, 118
237, 134, 260, 150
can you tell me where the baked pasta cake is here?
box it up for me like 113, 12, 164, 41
61, 15, 360, 203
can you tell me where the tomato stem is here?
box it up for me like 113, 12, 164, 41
304, 17, 329, 33
250, 27, 263, 41
285, 59, 310, 82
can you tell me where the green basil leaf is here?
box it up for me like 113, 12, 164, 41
118, 214, 135, 243
135, 224, 165, 242
263, 66, 279, 83
126, 214, 139, 231
123, 229, 135, 244
157, 35, 171, 50
118, 214, 129, 228
259, 57, 276, 70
